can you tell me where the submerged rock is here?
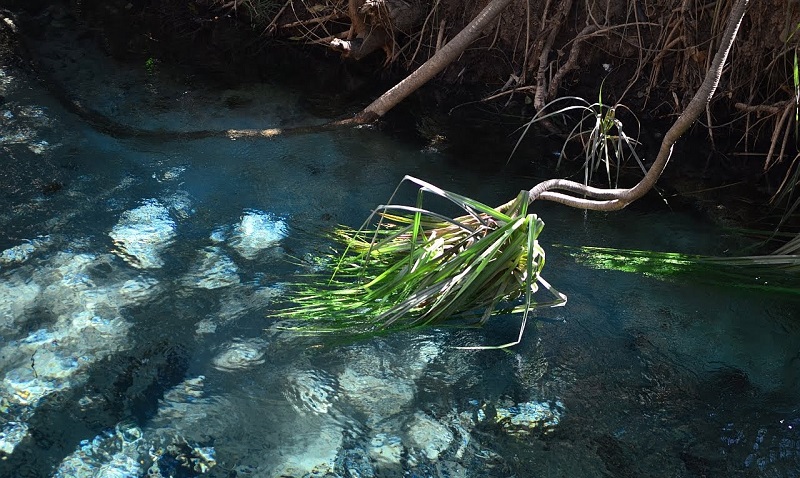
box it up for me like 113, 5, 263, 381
182, 246, 240, 289
109, 199, 176, 269
369, 432, 404, 468
0, 252, 159, 458
406, 412, 454, 461
338, 365, 415, 427
269, 421, 343, 477
228, 210, 287, 260
59, 377, 218, 477
0, 236, 50, 267
478, 400, 564, 437
210, 338, 268, 371
54, 423, 145, 478
336, 340, 443, 428
0, 274, 40, 333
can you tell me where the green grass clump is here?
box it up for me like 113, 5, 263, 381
561, 245, 800, 295
279, 176, 566, 349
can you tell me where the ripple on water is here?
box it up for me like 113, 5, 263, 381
182, 246, 240, 290
284, 369, 339, 415
228, 210, 287, 260
211, 338, 268, 371
109, 199, 176, 269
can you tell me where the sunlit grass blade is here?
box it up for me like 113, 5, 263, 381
560, 245, 800, 295
275, 179, 567, 347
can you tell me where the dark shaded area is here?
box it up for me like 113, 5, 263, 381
4, 0, 799, 238
0, 340, 189, 478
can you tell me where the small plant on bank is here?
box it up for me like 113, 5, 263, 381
279, 175, 566, 349
144, 57, 158, 74
511, 93, 646, 188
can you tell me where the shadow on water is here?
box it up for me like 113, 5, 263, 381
0, 4, 799, 478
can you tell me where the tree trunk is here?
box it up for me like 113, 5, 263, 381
344, 0, 515, 123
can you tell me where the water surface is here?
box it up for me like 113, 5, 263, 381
1, 10, 799, 477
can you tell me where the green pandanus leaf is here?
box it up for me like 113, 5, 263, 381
275, 177, 566, 348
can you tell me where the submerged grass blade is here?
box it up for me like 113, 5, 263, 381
561, 245, 800, 295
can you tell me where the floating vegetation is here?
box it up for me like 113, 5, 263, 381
561, 245, 800, 295
279, 176, 567, 348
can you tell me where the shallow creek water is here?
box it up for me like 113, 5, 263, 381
1, 10, 800, 478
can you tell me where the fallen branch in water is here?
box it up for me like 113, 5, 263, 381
510, 0, 749, 212
279, 0, 752, 348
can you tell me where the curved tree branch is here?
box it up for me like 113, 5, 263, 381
522, 0, 750, 211
340, 0, 515, 124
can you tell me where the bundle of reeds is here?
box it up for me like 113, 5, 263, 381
280, 176, 566, 348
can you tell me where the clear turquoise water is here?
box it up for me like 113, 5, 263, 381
1, 12, 799, 477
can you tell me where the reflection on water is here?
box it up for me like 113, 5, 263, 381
109, 200, 176, 269
1, 8, 799, 477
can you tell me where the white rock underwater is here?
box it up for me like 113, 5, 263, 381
0, 250, 160, 459
109, 200, 177, 269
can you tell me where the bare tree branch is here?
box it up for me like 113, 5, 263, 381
520, 0, 750, 211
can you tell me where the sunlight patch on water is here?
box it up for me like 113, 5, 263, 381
0, 103, 58, 153
0, 236, 51, 268
211, 338, 268, 372
0, 68, 12, 91
228, 210, 288, 260
182, 246, 240, 290
721, 420, 800, 476
0, 276, 40, 333
109, 200, 176, 269
0, 251, 159, 458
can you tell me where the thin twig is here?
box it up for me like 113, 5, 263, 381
264, 0, 293, 34
279, 12, 346, 29
409, 0, 440, 66
435, 19, 446, 52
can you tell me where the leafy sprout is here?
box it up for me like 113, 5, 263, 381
278, 175, 567, 349
510, 94, 645, 188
